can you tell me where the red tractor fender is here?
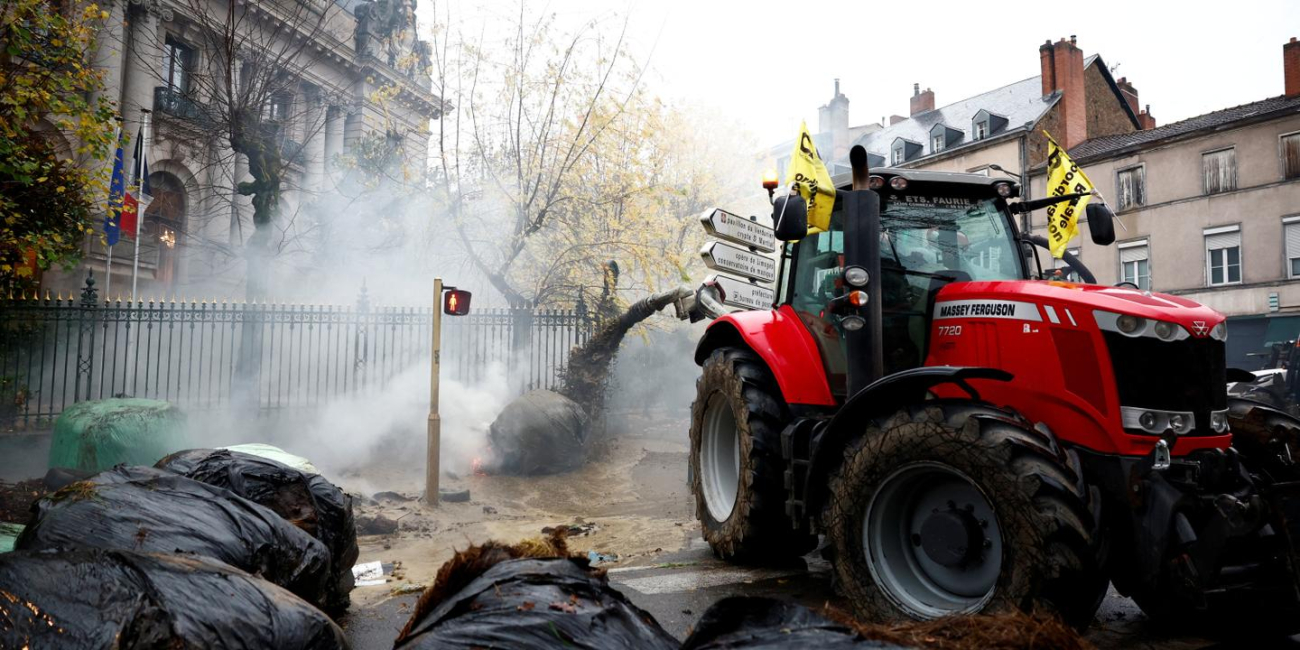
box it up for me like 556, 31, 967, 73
694, 306, 837, 407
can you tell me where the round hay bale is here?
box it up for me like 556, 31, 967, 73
487, 390, 588, 476
47, 399, 188, 472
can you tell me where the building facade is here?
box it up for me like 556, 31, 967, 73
1027, 38, 1300, 367
43, 0, 441, 299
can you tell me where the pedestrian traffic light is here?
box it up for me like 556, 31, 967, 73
443, 288, 472, 316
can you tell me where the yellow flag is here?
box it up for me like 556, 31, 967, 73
786, 121, 836, 234
1043, 132, 1095, 259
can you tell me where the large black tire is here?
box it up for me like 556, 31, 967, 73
824, 400, 1105, 629
689, 347, 816, 561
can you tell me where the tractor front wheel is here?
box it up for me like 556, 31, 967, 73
825, 401, 1105, 628
689, 347, 815, 561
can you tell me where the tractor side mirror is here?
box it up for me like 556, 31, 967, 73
1086, 203, 1117, 246
772, 193, 808, 241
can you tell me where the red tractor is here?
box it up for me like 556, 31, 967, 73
688, 147, 1300, 630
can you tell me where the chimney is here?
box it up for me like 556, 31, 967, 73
910, 83, 934, 116
1115, 76, 1140, 117
1286, 37, 1300, 97
819, 79, 851, 160
1039, 36, 1088, 149
889, 114, 907, 125
1138, 104, 1157, 130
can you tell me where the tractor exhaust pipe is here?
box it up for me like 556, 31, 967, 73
845, 146, 884, 394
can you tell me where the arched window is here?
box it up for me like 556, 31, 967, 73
143, 172, 186, 286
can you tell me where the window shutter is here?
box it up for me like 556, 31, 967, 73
1285, 134, 1300, 180
1120, 244, 1148, 264
1203, 149, 1237, 194
1205, 229, 1241, 251
1287, 222, 1300, 260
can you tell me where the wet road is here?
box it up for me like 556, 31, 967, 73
341, 531, 1298, 649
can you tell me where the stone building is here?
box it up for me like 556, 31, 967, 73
1027, 38, 1300, 367
846, 36, 1142, 209
43, 0, 443, 298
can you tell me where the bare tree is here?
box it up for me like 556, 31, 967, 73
426, 3, 648, 307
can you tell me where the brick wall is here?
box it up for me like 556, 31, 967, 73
1084, 64, 1138, 140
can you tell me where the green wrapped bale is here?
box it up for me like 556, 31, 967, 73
48, 399, 188, 472
0, 523, 22, 554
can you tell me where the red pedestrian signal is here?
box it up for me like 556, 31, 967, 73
443, 288, 472, 315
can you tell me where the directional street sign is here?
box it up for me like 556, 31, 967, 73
700, 240, 777, 283
699, 208, 776, 253
708, 274, 775, 311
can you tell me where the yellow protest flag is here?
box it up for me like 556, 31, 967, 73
785, 121, 836, 234
1043, 132, 1095, 258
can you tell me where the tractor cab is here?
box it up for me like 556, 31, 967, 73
774, 164, 1110, 397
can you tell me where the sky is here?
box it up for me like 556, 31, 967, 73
418, 0, 1299, 147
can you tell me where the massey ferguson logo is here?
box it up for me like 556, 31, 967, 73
1191, 321, 1209, 337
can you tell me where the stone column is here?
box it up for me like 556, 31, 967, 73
90, 0, 127, 120
323, 107, 346, 189
304, 96, 327, 195
120, 2, 160, 175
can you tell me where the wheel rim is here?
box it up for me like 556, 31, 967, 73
700, 393, 741, 522
864, 462, 1002, 618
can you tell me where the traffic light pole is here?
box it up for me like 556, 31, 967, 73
427, 277, 442, 507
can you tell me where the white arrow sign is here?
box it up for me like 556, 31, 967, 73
700, 241, 777, 283
699, 208, 776, 253
708, 274, 775, 311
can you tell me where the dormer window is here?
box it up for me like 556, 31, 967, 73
928, 124, 963, 154
892, 137, 923, 164
971, 109, 1009, 141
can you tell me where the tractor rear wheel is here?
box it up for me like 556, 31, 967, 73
689, 347, 816, 561
824, 400, 1105, 628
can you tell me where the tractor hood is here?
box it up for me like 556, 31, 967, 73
934, 279, 1227, 338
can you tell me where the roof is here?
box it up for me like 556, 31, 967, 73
1065, 93, 1300, 162
847, 75, 1058, 164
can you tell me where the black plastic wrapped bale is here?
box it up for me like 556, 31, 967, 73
14, 466, 332, 609
0, 549, 348, 650
396, 557, 676, 650
487, 390, 590, 475
155, 448, 359, 614
681, 597, 901, 649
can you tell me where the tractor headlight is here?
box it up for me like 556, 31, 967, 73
994, 181, 1015, 198
868, 175, 886, 190
1116, 314, 1145, 336
1153, 321, 1178, 341
1210, 410, 1230, 433
1138, 410, 1160, 432
844, 265, 870, 287
1168, 413, 1191, 434
842, 315, 865, 331
1211, 322, 1228, 341
889, 177, 909, 191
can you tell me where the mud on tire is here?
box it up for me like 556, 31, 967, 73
689, 347, 816, 561
824, 400, 1105, 628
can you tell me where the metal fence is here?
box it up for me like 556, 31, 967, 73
1, 272, 595, 430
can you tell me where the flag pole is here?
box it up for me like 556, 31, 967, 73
105, 245, 113, 297
131, 109, 151, 301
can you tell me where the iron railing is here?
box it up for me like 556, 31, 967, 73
1, 273, 594, 430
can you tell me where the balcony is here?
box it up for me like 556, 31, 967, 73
153, 87, 204, 121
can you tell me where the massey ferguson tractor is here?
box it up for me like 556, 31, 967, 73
687, 146, 1300, 631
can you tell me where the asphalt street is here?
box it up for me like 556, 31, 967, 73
340, 531, 1300, 649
